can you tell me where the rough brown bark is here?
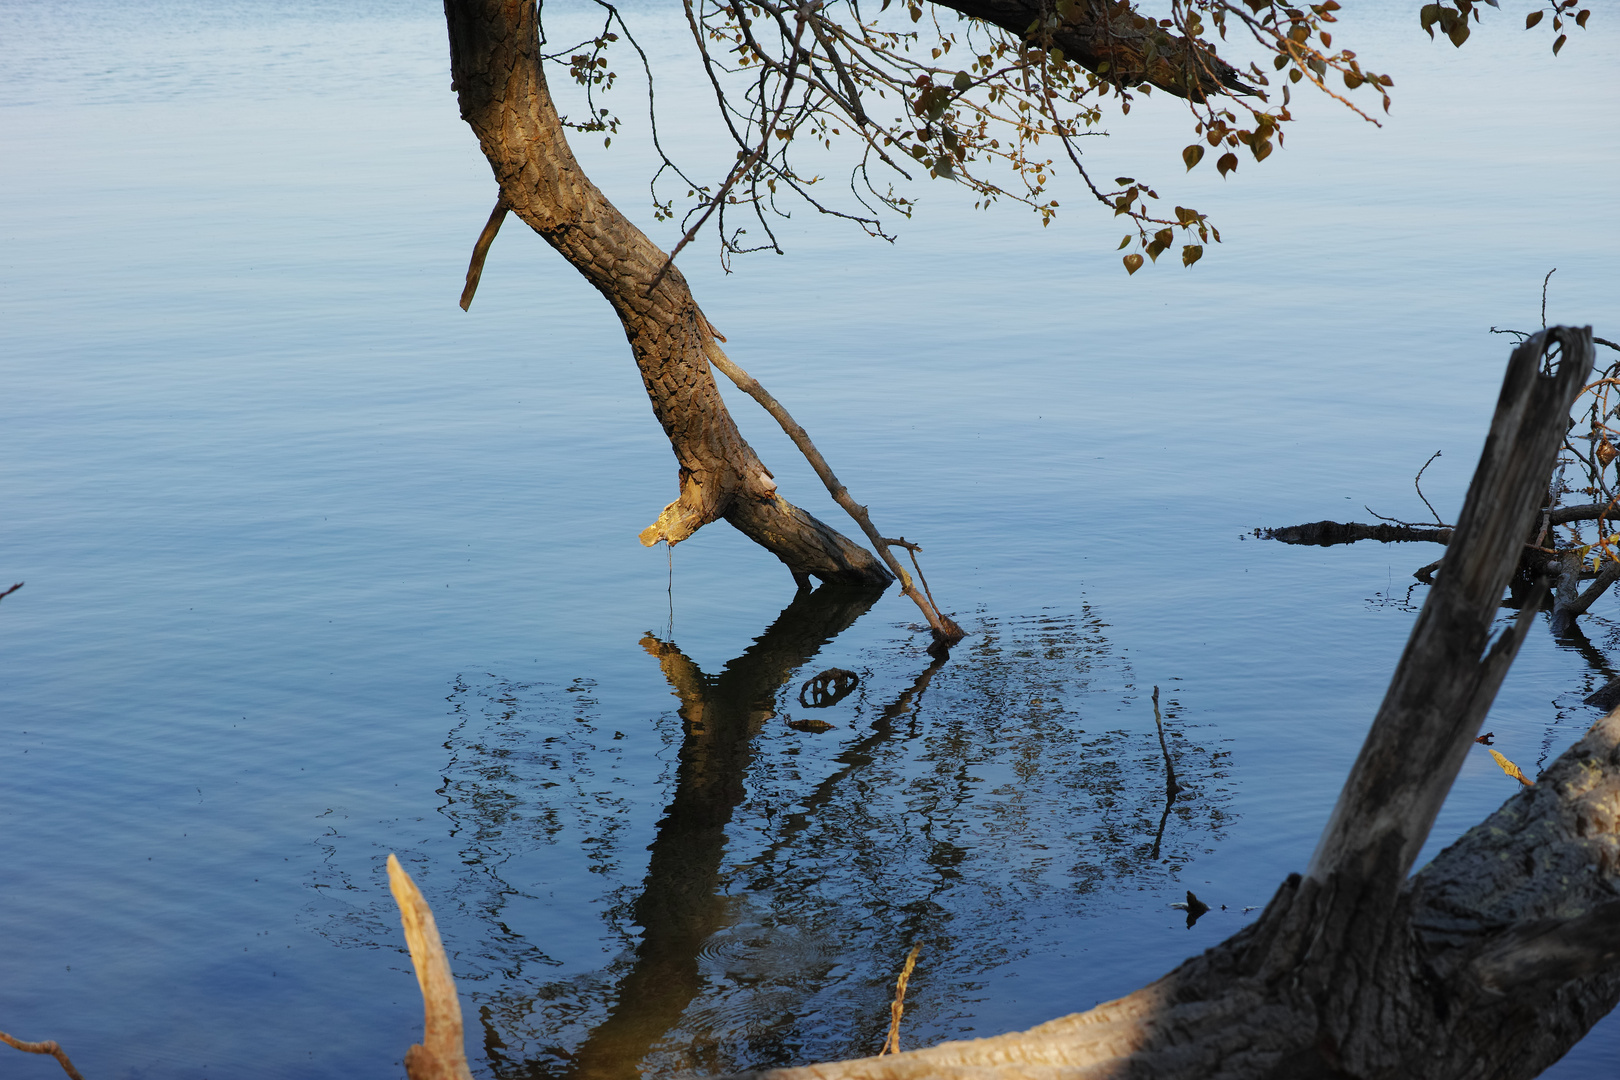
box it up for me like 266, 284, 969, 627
934, 0, 1258, 100
716, 330, 1616, 1080
442, 0, 891, 587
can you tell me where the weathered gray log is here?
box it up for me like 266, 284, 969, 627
719, 328, 1607, 1080
1553, 558, 1620, 636
1308, 328, 1591, 886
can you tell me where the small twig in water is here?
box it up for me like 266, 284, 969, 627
0, 582, 22, 603
1364, 506, 1451, 530
1415, 450, 1445, 526
1542, 268, 1557, 329
0, 1031, 87, 1080
880, 945, 922, 1055
883, 537, 942, 616
1151, 686, 1182, 801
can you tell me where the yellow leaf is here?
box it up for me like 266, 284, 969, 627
1487, 747, 1533, 787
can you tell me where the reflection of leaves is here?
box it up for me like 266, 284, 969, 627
304, 608, 1234, 1078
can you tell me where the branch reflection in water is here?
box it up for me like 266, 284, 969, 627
313, 588, 1234, 1078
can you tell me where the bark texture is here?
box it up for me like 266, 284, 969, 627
935, 0, 1258, 99
443, 0, 891, 587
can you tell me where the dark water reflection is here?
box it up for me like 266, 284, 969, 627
314, 589, 1236, 1078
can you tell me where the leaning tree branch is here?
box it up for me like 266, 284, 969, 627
444, 0, 893, 588
699, 325, 963, 649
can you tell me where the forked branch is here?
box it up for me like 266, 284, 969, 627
699, 323, 963, 650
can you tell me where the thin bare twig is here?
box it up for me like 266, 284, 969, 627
0, 1031, 87, 1080
0, 582, 23, 603
881, 536, 941, 615
1151, 686, 1182, 801
700, 322, 963, 650
880, 944, 922, 1055
1415, 450, 1445, 526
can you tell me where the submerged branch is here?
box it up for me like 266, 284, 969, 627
1260, 520, 1452, 546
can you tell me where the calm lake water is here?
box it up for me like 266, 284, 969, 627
3, 1, 1618, 1077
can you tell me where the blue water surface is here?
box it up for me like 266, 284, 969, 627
2, 1, 1618, 1076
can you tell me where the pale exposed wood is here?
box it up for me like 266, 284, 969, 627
387, 854, 475, 1080
0, 1031, 87, 1080
880, 946, 922, 1056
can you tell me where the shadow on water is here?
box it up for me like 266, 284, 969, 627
306, 587, 1234, 1077
552, 585, 886, 1080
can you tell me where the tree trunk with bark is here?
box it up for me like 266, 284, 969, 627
720, 329, 1618, 1080
442, 0, 891, 588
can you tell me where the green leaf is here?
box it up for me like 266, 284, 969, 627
1117, 235, 1132, 250
954, 71, 972, 91
1182, 144, 1206, 170
1448, 18, 1471, 46
1420, 3, 1441, 36
1123, 253, 1145, 275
